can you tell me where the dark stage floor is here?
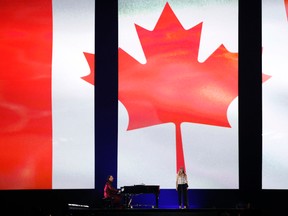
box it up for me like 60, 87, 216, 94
6, 205, 286, 216
66, 207, 261, 216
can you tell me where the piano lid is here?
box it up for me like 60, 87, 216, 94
120, 184, 160, 194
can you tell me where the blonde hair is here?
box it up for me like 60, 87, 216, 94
178, 167, 186, 176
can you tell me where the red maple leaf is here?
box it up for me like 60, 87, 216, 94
81, 52, 95, 85
81, 2, 271, 173
118, 2, 270, 172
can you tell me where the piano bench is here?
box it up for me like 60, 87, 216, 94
102, 197, 114, 209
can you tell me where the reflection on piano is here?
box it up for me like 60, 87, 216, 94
120, 185, 160, 208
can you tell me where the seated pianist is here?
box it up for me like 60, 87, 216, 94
103, 175, 123, 208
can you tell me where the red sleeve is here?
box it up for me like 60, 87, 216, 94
104, 182, 118, 198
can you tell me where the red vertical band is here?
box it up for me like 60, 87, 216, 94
0, 0, 53, 189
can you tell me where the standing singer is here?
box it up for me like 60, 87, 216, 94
176, 167, 189, 209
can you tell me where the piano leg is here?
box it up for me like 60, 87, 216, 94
128, 196, 132, 208
124, 194, 133, 208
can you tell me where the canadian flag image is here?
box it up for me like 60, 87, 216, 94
117, 0, 240, 189
117, 0, 269, 189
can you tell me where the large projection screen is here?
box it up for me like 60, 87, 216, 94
0, 0, 95, 189
118, 0, 239, 189
262, 0, 288, 189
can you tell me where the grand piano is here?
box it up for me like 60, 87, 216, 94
120, 185, 160, 208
